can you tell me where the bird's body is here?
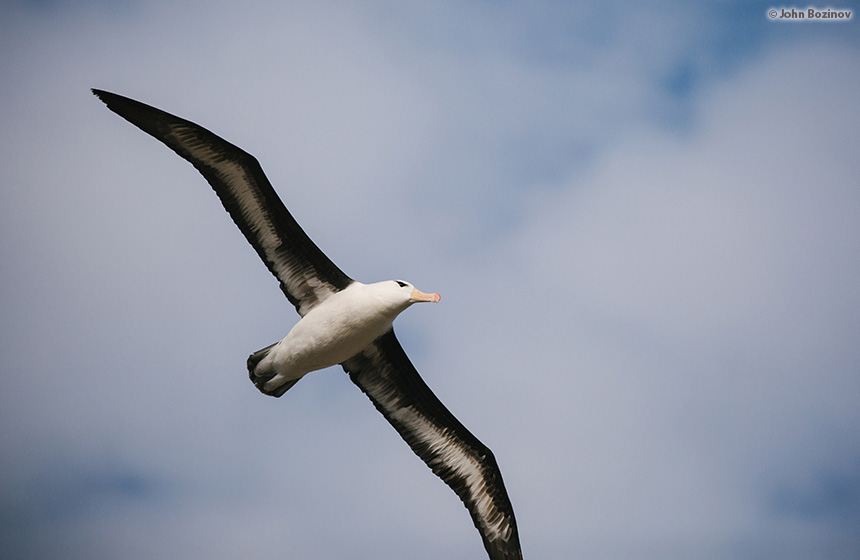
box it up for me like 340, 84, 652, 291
251, 280, 438, 396
93, 89, 522, 560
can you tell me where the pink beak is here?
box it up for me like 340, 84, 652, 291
411, 289, 441, 303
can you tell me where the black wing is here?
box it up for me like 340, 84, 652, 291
92, 89, 352, 316
343, 330, 523, 560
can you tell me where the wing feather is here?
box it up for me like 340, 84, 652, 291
92, 89, 352, 315
343, 331, 523, 560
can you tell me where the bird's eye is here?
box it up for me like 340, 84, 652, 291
395, 281, 408, 288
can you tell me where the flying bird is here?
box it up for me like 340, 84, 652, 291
93, 89, 522, 560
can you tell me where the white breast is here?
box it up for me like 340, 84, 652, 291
264, 282, 407, 378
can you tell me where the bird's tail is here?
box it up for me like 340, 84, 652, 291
247, 343, 300, 398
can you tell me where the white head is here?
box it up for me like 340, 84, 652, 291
369, 280, 441, 315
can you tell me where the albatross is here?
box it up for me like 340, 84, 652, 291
92, 89, 523, 560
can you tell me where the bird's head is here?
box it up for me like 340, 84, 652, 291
370, 280, 441, 314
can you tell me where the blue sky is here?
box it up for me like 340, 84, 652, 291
1, 1, 859, 559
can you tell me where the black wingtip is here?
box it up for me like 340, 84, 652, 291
91, 89, 132, 117
91, 89, 138, 113
91, 88, 174, 140
91, 88, 111, 103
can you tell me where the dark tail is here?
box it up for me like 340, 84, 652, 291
247, 343, 300, 397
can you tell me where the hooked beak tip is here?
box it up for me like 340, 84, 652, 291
411, 289, 441, 303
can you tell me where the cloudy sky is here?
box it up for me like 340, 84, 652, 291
1, 1, 859, 559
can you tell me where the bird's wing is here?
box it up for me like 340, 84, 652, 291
343, 330, 523, 560
92, 89, 352, 316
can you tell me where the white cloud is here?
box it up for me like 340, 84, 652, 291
1, 1, 859, 559
427, 41, 860, 556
